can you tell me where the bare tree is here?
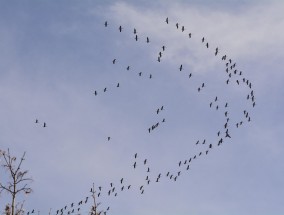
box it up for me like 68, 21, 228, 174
0, 149, 33, 215
89, 183, 105, 215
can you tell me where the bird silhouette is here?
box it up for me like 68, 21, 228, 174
165, 17, 169, 24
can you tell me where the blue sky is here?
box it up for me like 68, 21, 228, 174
0, 1, 284, 215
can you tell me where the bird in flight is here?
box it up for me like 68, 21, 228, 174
146, 37, 150, 43
165, 17, 169, 24
119, 25, 122, 32
112, 59, 116, 64
43, 122, 47, 127
104, 21, 108, 27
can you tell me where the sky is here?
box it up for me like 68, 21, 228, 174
0, 0, 284, 215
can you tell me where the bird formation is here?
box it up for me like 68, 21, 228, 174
27, 17, 256, 215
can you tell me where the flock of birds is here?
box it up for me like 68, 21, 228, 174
27, 16, 256, 215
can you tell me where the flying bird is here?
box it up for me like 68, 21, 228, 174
165, 17, 169, 24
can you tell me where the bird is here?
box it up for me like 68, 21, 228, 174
35, 119, 38, 123
120, 178, 123, 184
146, 37, 150, 43
135, 153, 137, 158
188, 33, 192, 38
215, 47, 218, 56
127, 66, 130, 70
179, 64, 183, 71
202, 37, 205, 42
189, 73, 192, 78
165, 17, 169, 24
43, 122, 47, 127
162, 45, 166, 51
107, 137, 111, 141
104, 21, 108, 27
133, 28, 137, 34
206, 42, 209, 48
144, 159, 147, 165
138, 72, 142, 76
103, 88, 107, 92
94, 91, 97, 96
133, 162, 137, 169
112, 59, 116, 64
119, 25, 122, 32
176, 23, 179, 29
181, 26, 185, 32
117, 83, 120, 87
149, 74, 152, 79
